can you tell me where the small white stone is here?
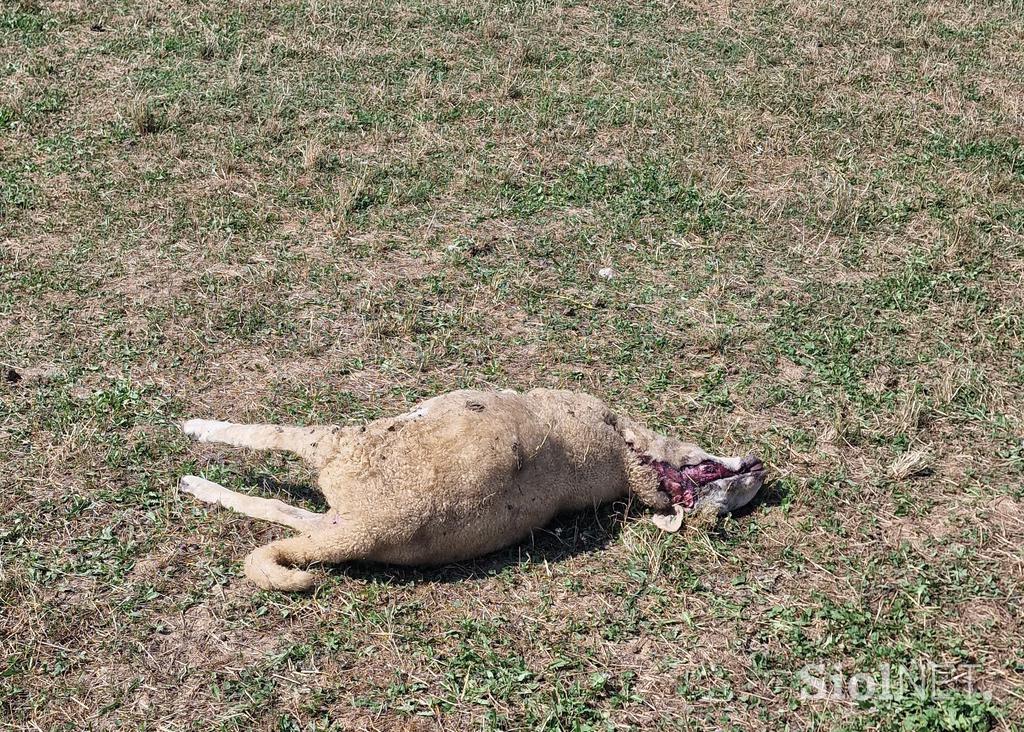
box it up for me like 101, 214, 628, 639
597, 267, 615, 280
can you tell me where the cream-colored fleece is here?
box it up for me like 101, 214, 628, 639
183, 388, 736, 590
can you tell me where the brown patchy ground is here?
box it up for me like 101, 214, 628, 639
1, 0, 1023, 730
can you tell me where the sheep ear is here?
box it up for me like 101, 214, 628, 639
649, 505, 685, 532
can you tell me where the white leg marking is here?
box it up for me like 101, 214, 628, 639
179, 474, 232, 504
182, 419, 231, 442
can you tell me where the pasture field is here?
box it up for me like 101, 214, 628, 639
2, 0, 1022, 729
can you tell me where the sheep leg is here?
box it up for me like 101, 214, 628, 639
179, 475, 324, 531
182, 419, 342, 466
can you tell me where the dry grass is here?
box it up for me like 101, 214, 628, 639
2, 0, 1023, 730
889, 447, 934, 481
